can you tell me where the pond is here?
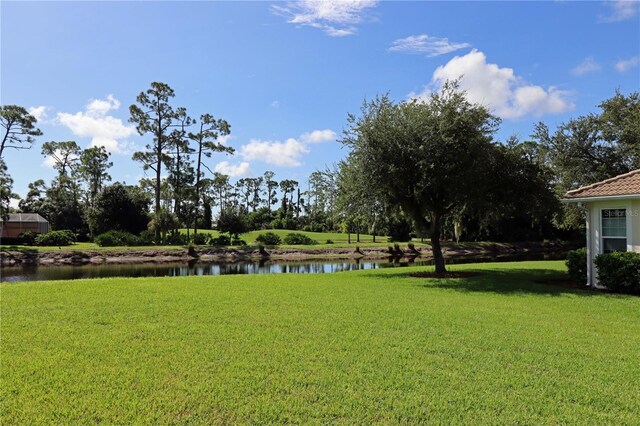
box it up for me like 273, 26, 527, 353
1, 252, 567, 283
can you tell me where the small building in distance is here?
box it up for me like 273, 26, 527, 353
1, 213, 50, 239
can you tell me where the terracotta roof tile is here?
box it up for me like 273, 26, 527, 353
564, 169, 640, 199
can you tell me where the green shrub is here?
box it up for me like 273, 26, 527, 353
232, 238, 247, 246
270, 217, 296, 230
165, 230, 188, 246
138, 230, 155, 245
35, 230, 75, 246
325, 239, 334, 244
246, 207, 275, 231
95, 230, 139, 247
192, 233, 208, 245
303, 222, 328, 233
283, 233, 318, 245
387, 217, 413, 242
217, 208, 249, 238
566, 248, 587, 285
255, 232, 282, 246
18, 231, 38, 246
594, 252, 640, 294
209, 234, 231, 246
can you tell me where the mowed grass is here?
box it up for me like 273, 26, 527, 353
183, 228, 404, 247
2, 261, 639, 424
1, 229, 404, 252
0, 242, 186, 252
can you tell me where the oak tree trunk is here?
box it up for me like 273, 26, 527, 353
430, 214, 446, 274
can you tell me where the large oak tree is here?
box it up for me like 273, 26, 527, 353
341, 82, 550, 273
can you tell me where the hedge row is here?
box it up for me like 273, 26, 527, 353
18, 230, 76, 246
254, 232, 319, 246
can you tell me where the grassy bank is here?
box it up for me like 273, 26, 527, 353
181, 228, 395, 245
0, 229, 400, 251
2, 261, 639, 423
0, 242, 187, 252
2, 228, 570, 252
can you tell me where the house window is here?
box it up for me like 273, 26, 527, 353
601, 209, 627, 253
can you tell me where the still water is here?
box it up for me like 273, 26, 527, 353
1, 253, 566, 283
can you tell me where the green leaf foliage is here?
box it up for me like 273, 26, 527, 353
86, 183, 150, 236
566, 248, 587, 285
0, 105, 42, 158
283, 232, 318, 245
594, 251, 640, 294
340, 81, 554, 271
35, 230, 75, 246
94, 230, 141, 247
255, 232, 282, 246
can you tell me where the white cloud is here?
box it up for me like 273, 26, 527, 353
240, 138, 309, 167
28, 106, 48, 122
300, 129, 337, 143
272, 0, 378, 36
86, 95, 120, 115
615, 55, 640, 72
237, 128, 336, 167
415, 49, 574, 119
599, 0, 639, 22
217, 134, 235, 145
214, 161, 251, 177
389, 34, 471, 57
571, 56, 601, 75
270, 100, 280, 108
56, 95, 136, 154
43, 155, 56, 168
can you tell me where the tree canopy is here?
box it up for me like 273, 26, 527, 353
86, 183, 150, 236
4, 83, 635, 248
341, 82, 554, 272
130, 82, 179, 214
531, 90, 640, 228
0, 105, 42, 159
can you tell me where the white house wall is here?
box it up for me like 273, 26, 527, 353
586, 199, 639, 287
633, 200, 640, 252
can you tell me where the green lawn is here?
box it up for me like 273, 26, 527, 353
1, 229, 421, 251
2, 261, 639, 423
184, 228, 407, 248
0, 242, 187, 252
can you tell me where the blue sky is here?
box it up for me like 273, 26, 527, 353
2, 0, 639, 202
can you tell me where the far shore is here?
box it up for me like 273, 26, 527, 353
0, 241, 578, 267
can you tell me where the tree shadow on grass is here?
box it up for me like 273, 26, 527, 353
369, 268, 612, 297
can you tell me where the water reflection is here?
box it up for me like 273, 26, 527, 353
1, 252, 566, 283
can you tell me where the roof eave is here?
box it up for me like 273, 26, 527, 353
562, 193, 640, 203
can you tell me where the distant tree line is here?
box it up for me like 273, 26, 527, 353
1, 83, 638, 257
